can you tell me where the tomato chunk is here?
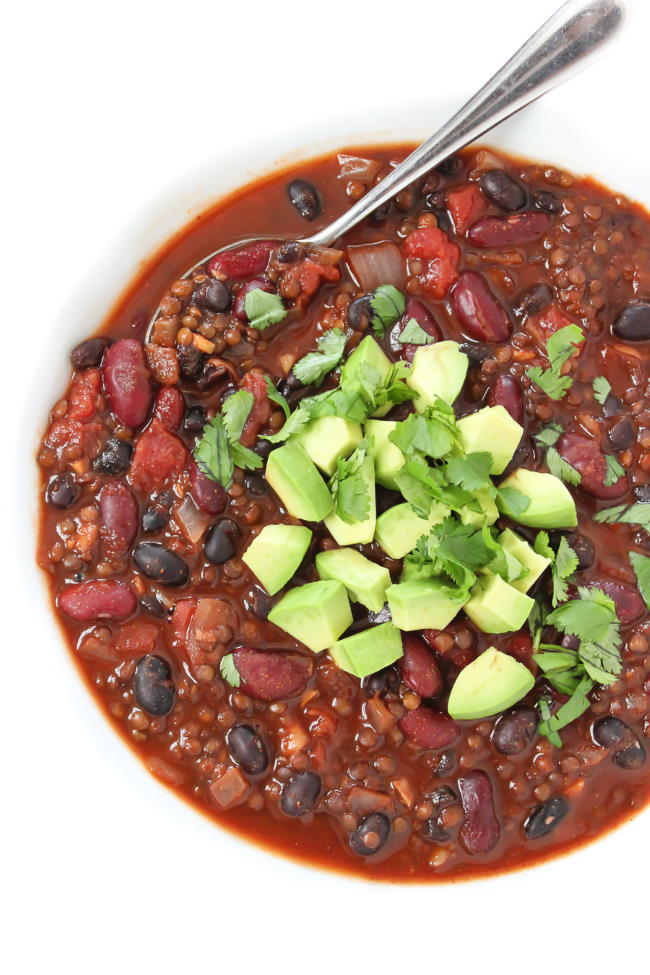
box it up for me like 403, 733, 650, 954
129, 419, 187, 493
403, 227, 460, 298
447, 184, 487, 235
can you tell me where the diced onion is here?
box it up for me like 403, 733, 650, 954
347, 241, 406, 291
337, 153, 381, 184
469, 149, 506, 177
174, 495, 211, 544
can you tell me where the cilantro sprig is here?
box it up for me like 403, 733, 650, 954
594, 503, 650, 527
194, 391, 263, 487
630, 551, 650, 609
329, 444, 370, 524
220, 654, 241, 687
534, 531, 578, 606
593, 375, 612, 406
292, 328, 346, 387
369, 285, 405, 334
526, 324, 585, 400
534, 424, 581, 486
244, 289, 287, 330
399, 318, 434, 345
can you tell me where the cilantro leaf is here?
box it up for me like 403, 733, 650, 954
399, 318, 434, 345
292, 328, 346, 387
536, 533, 578, 607
546, 446, 581, 486
244, 289, 287, 330
219, 653, 241, 687
533, 423, 562, 448
194, 416, 234, 488
527, 365, 573, 400
369, 285, 406, 334
630, 551, 650, 610
329, 445, 370, 524
593, 375, 612, 406
444, 452, 493, 491
594, 503, 650, 528
389, 400, 459, 460
547, 586, 622, 685
538, 676, 593, 746
231, 442, 263, 471
221, 390, 253, 443
526, 325, 584, 400
264, 375, 290, 419
603, 454, 625, 487
496, 485, 530, 517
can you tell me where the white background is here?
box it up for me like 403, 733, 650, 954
3, 1, 648, 972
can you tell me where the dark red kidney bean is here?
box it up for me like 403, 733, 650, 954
524, 796, 569, 839
458, 770, 500, 854
207, 240, 275, 279
349, 813, 391, 856
567, 532, 595, 569
204, 518, 238, 563
608, 418, 634, 450
401, 635, 443, 698
233, 277, 273, 320
193, 279, 231, 312
280, 771, 321, 816
133, 542, 189, 587
556, 432, 628, 499
190, 462, 228, 516
134, 654, 175, 716
287, 179, 321, 221
389, 297, 442, 362
479, 170, 526, 211
467, 211, 551, 247
583, 579, 645, 623
46, 472, 79, 509
532, 189, 563, 214
398, 707, 459, 749
492, 707, 538, 756
613, 738, 646, 769
593, 715, 628, 747
233, 647, 312, 701
511, 282, 553, 320
488, 375, 524, 425
184, 405, 208, 434
70, 336, 110, 369
226, 724, 269, 776
451, 271, 511, 342
154, 387, 185, 431
99, 481, 138, 558
93, 437, 133, 475
612, 301, 650, 341
102, 338, 152, 428
58, 579, 137, 621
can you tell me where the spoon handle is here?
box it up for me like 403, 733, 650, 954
309, 0, 624, 248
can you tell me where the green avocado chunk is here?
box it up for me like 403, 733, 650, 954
365, 419, 405, 489
296, 416, 363, 476
329, 622, 403, 678
374, 501, 449, 560
315, 548, 390, 613
340, 335, 393, 417
448, 646, 535, 720
463, 572, 534, 634
497, 468, 577, 529
406, 341, 469, 410
242, 524, 312, 595
498, 528, 551, 593
265, 441, 333, 522
386, 579, 463, 631
268, 580, 352, 653
324, 454, 376, 545
459, 488, 499, 528
457, 405, 523, 475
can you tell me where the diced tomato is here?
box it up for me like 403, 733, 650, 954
68, 368, 102, 420
504, 631, 535, 668
145, 345, 180, 387
115, 619, 160, 658
129, 418, 187, 493
447, 184, 487, 236
403, 227, 460, 298
532, 304, 580, 340
280, 259, 341, 305
240, 369, 272, 447
44, 418, 103, 455
153, 386, 185, 431
172, 597, 236, 674
44, 368, 103, 455
171, 598, 198, 647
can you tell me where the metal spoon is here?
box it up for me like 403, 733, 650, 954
146, 0, 623, 341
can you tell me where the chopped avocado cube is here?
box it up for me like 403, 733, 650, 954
407, 341, 469, 410
296, 416, 363, 476
498, 528, 551, 593
457, 406, 523, 475
497, 468, 577, 529
340, 336, 393, 417
315, 548, 390, 613
365, 419, 405, 489
265, 442, 333, 522
448, 646, 535, 720
459, 488, 499, 527
386, 579, 463, 631
268, 580, 352, 653
324, 455, 376, 545
374, 501, 449, 560
400, 559, 438, 583
242, 524, 312, 596
463, 572, 534, 634
329, 622, 403, 678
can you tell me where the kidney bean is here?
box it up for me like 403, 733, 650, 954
593, 715, 628, 747
133, 542, 189, 587
492, 707, 538, 756
583, 579, 645, 623
93, 437, 133, 475
287, 179, 321, 221
226, 724, 270, 776
556, 432, 628, 499
401, 635, 443, 698
70, 336, 109, 369
193, 279, 231, 312
349, 812, 391, 856
450, 271, 511, 342
532, 189, 563, 214
233, 647, 312, 701
608, 418, 634, 450
389, 297, 441, 362
99, 481, 138, 558
467, 211, 551, 247
612, 301, 650, 341
233, 278, 273, 320
208, 241, 275, 280
613, 738, 646, 769
511, 282, 553, 320
281, 771, 321, 816
458, 770, 500, 854
488, 375, 524, 425
524, 796, 569, 839
204, 518, 238, 564
154, 387, 184, 431
46, 472, 79, 509
398, 707, 459, 749
134, 654, 175, 716
567, 532, 595, 569
190, 463, 228, 516
479, 170, 526, 211
102, 338, 152, 428
58, 579, 137, 621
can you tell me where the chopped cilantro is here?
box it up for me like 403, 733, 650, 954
495, 485, 530, 517
222, 390, 253, 442
630, 551, 650, 610
526, 324, 584, 400
546, 446, 581, 486
292, 328, 346, 387
369, 284, 406, 334
399, 317, 434, 345
535, 532, 578, 607
603, 454, 625, 487
444, 452, 493, 492
593, 375, 612, 406
537, 676, 593, 745
244, 289, 287, 330
527, 365, 574, 400
389, 399, 460, 460
594, 503, 650, 527
546, 586, 622, 686
329, 445, 370, 524
194, 415, 234, 488
264, 375, 290, 418
219, 654, 241, 687
533, 423, 562, 448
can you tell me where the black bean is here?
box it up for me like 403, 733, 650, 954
253, 437, 273, 461
140, 594, 166, 618
276, 241, 305, 263
613, 302, 650, 342
134, 654, 175, 715
479, 170, 526, 211
634, 485, 650, 503
226, 725, 269, 776
243, 474, 267, 496
369, 200, 391, 224
70, 336, 110, 369
349, 812, 391, 856
280, 771, 321, 816
459, 341, 493, 364
422, 819, 450, 843
287, 179, 321, 221
561, 634, 580, 651
347, 295, 372, 331
93, 438, 133, 475
492, 707, 538, 756
424, 190, 446, 210
512, 282, 553, 320
204, 519, 238, 565
142, 508, 168, 534
567, 532, 595, 570
133, 542, 189, 586
46, 472, 79, 509
430, 751, 456, 775
184, 405, 208, 435
430, 785, 458, 806
362, 666, 392, 695
532, 189, 563, 214
250, 589, 272, 620
608, 418, 634, 450
196, 358, 230, 390
602, 393, 622, 418
437, 155, 462, 176
177, 344, 204, 380
524, 797, 569, 839
613, 739, 646, 769
193, 279, 231, 313
593, 715, 628, 747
